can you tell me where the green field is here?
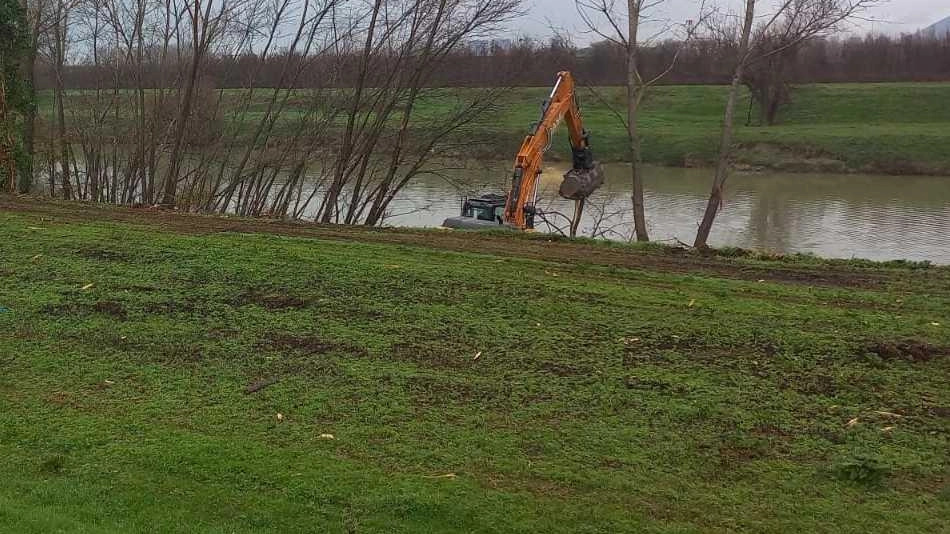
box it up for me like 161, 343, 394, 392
476, 83, 950, 174
41, 82, 950, 174
1, 197, 948, 532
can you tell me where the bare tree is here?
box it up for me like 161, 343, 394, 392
745, 0, 880, 125
212, 0, 340, 216
743, 28, 796, 125
694, 0, 879, 248
18, 0, 79, 194
49, 0, 73, 199
22, 0, 519, 229
586, 192, 633, 240
161, 0, 244, 205
315, 0, 521, 226
17, 0, 53, 192
576, 0, 706, 242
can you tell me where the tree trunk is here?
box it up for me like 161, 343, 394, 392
694, 0, 756, 249
628, 93, 648, 242
626, 0, 649, 242
18, 46, 36, 193
759, 94, 770, 125
363, 0, 447, 227
0, 76, 12, 192
161, 57, 200, 206
53, 3, 72, 200
162, 2, 206, 206
569, 198, 585, 237
135, 0, 147, 204
319, 0, 382, 223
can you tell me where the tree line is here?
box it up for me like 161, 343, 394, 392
34, 32, 950, 91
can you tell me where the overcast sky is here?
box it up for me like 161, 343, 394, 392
515, 0, 948, 44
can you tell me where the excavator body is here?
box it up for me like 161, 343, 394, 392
443, 71, 603, 231
442, 194, 514, 230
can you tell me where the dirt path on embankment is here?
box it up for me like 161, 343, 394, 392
3, 195, 947, 290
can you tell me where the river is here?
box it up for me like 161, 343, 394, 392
377, 163, 950, 264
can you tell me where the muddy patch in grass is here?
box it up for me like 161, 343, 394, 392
122, 284, 160, 293
623, 375, 689, 395
75, 247, 133, 263
42, 300, 128, 320
781, 374, 838, 396
717, 441, 770, 465
538, 361, 590, 377
206, 326, 240, 341
46, 391, 81, 409
252, 332, 355, 380
259, 332, 335, 354
621, 335, 782, 375
257, 331, 364, 357
930, 406, 950, 419
475, 471, 575, 499
388, 341, 472, 369
141, 299, 199, 316
866, 340, 948, 362
93, 300, 128, 319
641, 334, 701, 351
340, 303, 387, 321
245, 376, 280, 394
153, 343, 204, 364
41, 302, 82, 317
405, 375, 498, 406
599, 457, 626, 469
713, 432, 787, 467
38, 454, 67, 475
233, 289, 312, 310
753, 424, 791, 438
621, 334, 725, 361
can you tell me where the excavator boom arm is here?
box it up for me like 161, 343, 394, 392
504, 71, 596, 229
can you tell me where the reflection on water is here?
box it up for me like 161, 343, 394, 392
379, 163, 950, 264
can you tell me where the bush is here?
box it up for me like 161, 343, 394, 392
832, 453, 890, 487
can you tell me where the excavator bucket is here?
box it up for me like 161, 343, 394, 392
558, 162, 605, 200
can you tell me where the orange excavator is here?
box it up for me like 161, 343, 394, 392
443, 71, 604, 231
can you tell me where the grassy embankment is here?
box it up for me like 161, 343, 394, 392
40, 82, 950, 174
1, 197, 949, 532
492, 83, 950, 174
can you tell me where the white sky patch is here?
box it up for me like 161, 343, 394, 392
511, 0, 948, 45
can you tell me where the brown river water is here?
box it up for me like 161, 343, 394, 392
370, 162, 950, 264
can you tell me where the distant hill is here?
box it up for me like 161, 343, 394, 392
923, 15, 950, 37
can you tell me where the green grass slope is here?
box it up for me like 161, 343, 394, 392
1, 202, 948, 533
480, 83, 950, 173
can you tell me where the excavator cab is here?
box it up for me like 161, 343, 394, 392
443, 194, 518, 230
